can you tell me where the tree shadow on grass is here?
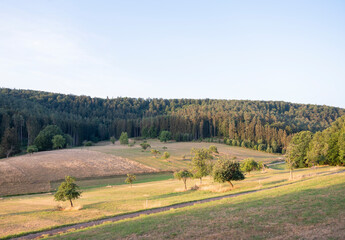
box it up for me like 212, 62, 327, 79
148, 190, 192, 200
262, 179, 287, 186
62, 181, 345, 240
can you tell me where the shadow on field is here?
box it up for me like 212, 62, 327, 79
25, 180, 345, 240
149, 190, 192, 200
263, 179, 287, 186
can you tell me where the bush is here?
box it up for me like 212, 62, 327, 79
140, 141, 151, 151
159, 131, 172, 142
162, 151, 170, 160
119, 132, 129, 145
83, 140, 93, 147
27, 145, 38, 154
110, 136, 116, 144
209, 145, 219, 154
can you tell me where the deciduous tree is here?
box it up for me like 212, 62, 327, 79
213, 159, 244, 188
174, 170, 193, 190
125, 174, 136, 187
52, 135, 65, 149
54, 176, 82, 207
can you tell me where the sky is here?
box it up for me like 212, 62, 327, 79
0, 0, 345, 108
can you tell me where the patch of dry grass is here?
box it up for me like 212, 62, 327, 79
91, 140, 280, 171
48, 171, 345, 240
0, 149, 156, 196
1, 165, 342, 238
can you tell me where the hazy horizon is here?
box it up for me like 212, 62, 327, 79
1, 1, 345, 108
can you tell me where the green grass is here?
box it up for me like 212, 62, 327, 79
47, 171, 345, 240
50, 172, 173, 190
1, 164, 343, 239
268, 163, 286, 170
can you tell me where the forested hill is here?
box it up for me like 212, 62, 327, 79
1, 88, 344, 157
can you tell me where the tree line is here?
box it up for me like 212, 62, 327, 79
286, 115, 345, 178
1, 88, 344, 157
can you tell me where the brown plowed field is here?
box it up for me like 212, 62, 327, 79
0, 149, 157, 196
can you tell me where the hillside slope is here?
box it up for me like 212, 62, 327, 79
0, 149, 156, 196
1, 88, 345, 157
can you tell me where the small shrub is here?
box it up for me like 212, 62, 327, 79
27, 145, 38, 154
125, 174, 136, 187
83, 141, 93, 147
119, 132, 129, 145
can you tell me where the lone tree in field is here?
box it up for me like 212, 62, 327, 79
240, 158, 258, 174
54, 176, 82, 207
213, 159, 245, 188
110, 136, 116, 144
27, 145, 38, 154
119, 132, 129, 145
174, 170, 193, 190
162, 151, 170, 160
151, 149, 161, 158
140, 141, 151, 151
52, 135, 65, 149
125, 174, 136, 187
191, 148, 213, 184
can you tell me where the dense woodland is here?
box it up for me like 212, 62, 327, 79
1, 88, 345, 158
287, 115, 345, 168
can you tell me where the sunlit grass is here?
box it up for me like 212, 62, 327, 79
47, 170, 345, 240
88, 140, 280, 171
1, 164, 342, 238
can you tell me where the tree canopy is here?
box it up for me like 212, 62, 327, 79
125, 174, 136, 187
34, 125, 63, 151
54, 176, 82, 207
1, 88, 345, 158
174, 170, 193, 190
191, 148, 213, 184
213, 159, 245, 188
240, 158, 259, 174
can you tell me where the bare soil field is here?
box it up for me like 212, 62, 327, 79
0, 149, 157, 196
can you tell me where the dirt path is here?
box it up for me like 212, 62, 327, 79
12, 170, 345, 240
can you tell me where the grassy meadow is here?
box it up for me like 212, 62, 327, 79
47, 169, 345, 240
87, 140, 281, 171
1, 162, 343, 239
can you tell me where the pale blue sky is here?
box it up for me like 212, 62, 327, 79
1, 1, 345, 107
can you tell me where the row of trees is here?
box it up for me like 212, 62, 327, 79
174, 146, 259, 190
2, 88, 345, 158
286, 116, 345, 178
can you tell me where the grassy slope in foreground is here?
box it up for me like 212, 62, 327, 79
0, 164, 332, 238
48, 171, 345, 240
